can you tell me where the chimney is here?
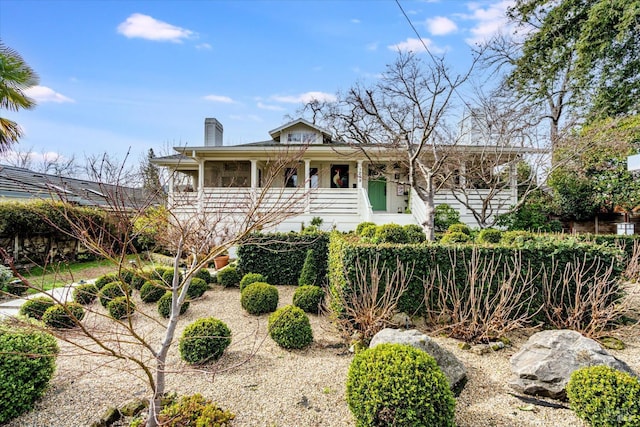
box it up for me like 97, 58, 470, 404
204, 118, 223, 146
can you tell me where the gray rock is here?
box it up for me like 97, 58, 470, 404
509, 329, 637, 399
370, 328, 467, 393
390, 312, 413, 328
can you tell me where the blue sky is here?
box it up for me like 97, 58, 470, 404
0, 0, 514, 165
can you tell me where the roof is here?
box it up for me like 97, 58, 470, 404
268, 118, 333, 140
0, 164, 155, 210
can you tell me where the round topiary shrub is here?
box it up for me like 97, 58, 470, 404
186, 277, 208, 299
73, 283, 99, 305
356, 221, 377, 236
477, 227, 502, 244
346, 343, 456, 427
447, 223, 471, 235
162, 269, 183, 286
194, 268, 212, 284
19, 297, 55, 320
440, 231, 471, 244
158, 394, 235, 426
140, 280, 167, 303
107, 296, 136, 320
98, 281, 131, 307
217, 266, 240, 288
239, 272, 266, 292
240, 282, 279, 315
403, 224, 426, 243
42, 302, 85, 329
566, 365, 640, 427
120, 269, 135, 285
179, 317, 232, 364
157, 292, 189, 319
268, 305, 313, 349
94, 273, 118, 290
292, 285, 325, 314
373, 223, 409, 244
130, 274, 147, 290
0, 321, 59, 423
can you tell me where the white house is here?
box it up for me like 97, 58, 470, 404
152, 118, 535, 232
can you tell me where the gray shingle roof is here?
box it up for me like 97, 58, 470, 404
0, 164, 155, 210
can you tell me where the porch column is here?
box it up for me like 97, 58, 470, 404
459, 161, 466, 188
304, 159, 311, 214
357, 160, 363, 189
509, 162, 517, 204
250, 159, 258, 188
168, 170, 175, 207
304, 159, 311, 190
198, 159, 205, 213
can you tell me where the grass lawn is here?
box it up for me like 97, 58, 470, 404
19, 256, 138, 293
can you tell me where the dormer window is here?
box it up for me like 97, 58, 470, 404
287, 131, 318, 144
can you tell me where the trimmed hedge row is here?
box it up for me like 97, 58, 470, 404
328, 232, 626, 322
237, 232, 329, 285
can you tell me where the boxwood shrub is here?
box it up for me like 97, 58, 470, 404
186, 277, 208, 299
42, 302, 85, 329
98, 281, 131, 307
237, 232, 329, 285
373, 223, 409, 244
107, 296, 136, 320
293, 285, 324, 314
157, 292, 189, 318
179, 318, 231, 364
239, 272, 266, 292
19, 297, 55, 320
477, 228, 502, 244
194, 268, 212, 284
140, 280, 166, 303
72, 283, 99, 305
0, 321, 59, 423
346, 343, 455, 427
217, 266, 240, 288
567, 365, 640, 427
94, 273, 118, 290
268, 305, 313, 349
240, 282, 279, 315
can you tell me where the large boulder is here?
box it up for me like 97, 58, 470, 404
370, 328, 467, 393
509, 329, 637, 399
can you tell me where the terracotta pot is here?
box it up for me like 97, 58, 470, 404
213, 255, 229, 270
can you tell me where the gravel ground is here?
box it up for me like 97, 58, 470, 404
6, 283, 640, 427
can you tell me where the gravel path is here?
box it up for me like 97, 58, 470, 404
6, 284, 640, 427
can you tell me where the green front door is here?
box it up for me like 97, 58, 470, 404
368, 179, 386, 211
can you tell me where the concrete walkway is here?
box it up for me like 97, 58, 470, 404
0, 282, 86, 318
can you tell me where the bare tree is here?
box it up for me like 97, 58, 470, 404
311, 52, 477, 240
1, 146, 312, 426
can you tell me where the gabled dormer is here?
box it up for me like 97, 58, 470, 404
268, 118, 333, 144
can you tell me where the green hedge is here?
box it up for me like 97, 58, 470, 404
0, 200, 108, 237
328, 232, 626, 323
237, 232, 329, 285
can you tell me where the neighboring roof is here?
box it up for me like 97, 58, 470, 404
268, 118, 333, 140
0, 164, 154, 210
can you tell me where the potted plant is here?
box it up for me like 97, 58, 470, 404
213, 251, 229, 270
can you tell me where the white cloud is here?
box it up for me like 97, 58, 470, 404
271, 91, 337, 104
229, 114, 263, 122
24, 86, 74, 103
117, 13, 193, 42
388, 37, 444, 54
257, 102, 285, 111
464, 0, 515, 45
426, 16, 457, 35
203, 94, 235, 103
196, 43, 212, 50
351, 18, 361, 24
366, 42, 378, 51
